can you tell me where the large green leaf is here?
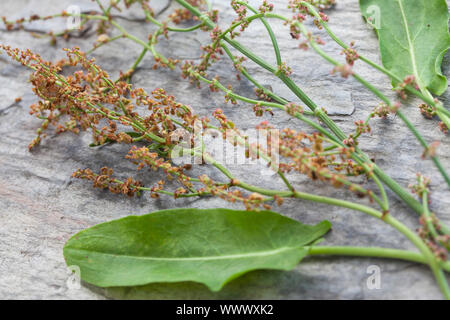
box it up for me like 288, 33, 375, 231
64, 208, 331, 291
360, 0, 450, 95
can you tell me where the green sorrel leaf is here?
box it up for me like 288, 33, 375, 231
360, 0, 450, 95
64, 208, 331, 291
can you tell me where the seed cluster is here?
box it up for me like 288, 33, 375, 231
0, 41, 378, 211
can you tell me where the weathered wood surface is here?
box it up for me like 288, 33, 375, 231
0, 0, 449, 299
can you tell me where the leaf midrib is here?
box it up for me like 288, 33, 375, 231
397, 0, 422, 88
65, 245, 305, 262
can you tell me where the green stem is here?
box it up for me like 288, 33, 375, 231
86, 35, 124, 55
397, 111, 450, 189
422, 191, 439, 239
309, 246, 420, 263
221, 44, 289, 104
143, 7, 204, 32
125, 42, 150, 80
309, 246, 450, 272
